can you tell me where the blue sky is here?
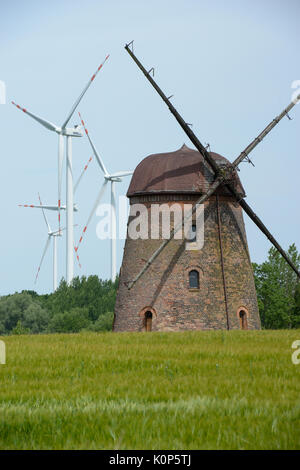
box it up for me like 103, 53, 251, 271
0, 0, 299, 295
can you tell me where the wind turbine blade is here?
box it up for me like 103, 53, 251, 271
74, 246, 82, 269
75, 180, 108, 252
11, 101, 59, 132
74, 156, 93, 194
34, 236, 51, 284
109, 171, 133, 178
58, 134, 64, 233
61, 54, 110, 129
18, 204, 67, 211
38, 193, 51, 233
78, 112, 109, 176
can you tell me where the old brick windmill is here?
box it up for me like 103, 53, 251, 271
113, 42, 300, 332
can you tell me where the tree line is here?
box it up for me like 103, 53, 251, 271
253, 243, 300, 329
0, 275, 117, 335
0, 243, 299, 335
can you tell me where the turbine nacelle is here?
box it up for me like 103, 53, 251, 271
48, 230, 63, 237
105, 175, 122, 183
59, 126, 83, 137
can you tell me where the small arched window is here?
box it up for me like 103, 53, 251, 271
189, 270, 199, 289
186, 223, 197, 243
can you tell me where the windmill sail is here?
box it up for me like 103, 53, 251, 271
125, 44, 300, 289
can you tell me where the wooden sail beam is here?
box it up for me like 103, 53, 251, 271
125, 44, 300, 289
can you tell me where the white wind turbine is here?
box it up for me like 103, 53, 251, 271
19, 156, 93, 287
76, 113, 133, 282
34, 194, 79, 291
12, 54, 109, 285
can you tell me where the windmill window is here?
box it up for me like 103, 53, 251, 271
186, 223, 197, 243
189, 270, 199, 289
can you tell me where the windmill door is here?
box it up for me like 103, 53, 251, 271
239, 310, 248, 330
145, 311, 152, 332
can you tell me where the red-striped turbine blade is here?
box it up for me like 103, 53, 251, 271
61, 54, 110, 129
75, 180, 108, 253
74, 156, 93, 193
12, 101, 58, 132
78, 112, 108, 175
74, 246, 82, 269
34, 236, 51, 285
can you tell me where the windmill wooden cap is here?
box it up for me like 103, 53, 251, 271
127, 144, 246, 197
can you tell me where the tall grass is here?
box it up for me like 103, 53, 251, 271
0, 330, 299, 449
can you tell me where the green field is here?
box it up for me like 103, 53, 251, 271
0, 330, 299, 449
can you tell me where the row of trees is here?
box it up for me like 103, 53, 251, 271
0, 275, 117, 335
0, 243, 299, 335
253, 243, 300, 329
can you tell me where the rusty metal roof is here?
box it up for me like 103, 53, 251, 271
127, 144, 245, 197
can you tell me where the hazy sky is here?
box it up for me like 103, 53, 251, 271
0, 0, 299, 295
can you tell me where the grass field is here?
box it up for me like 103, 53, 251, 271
0, 330, 299, 450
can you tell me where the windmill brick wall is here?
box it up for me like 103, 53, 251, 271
113, 146, 261, 332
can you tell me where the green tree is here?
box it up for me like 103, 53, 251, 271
48, 307, 90, 333
22, 303, 50, 334
11, 320, 30, 335
253, 243, 300, 329
43, 275, 117, 322
88, 311, 114, 332
292, 282, 300, 328
0, 292, 49, 334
